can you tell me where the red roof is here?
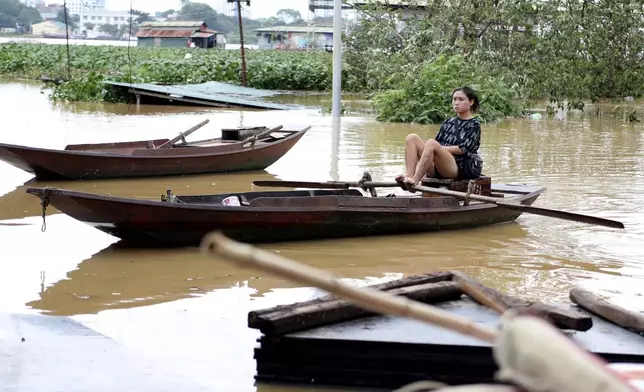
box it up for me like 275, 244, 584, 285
135, 29, 194, 38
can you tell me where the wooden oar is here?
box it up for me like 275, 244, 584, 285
570, 288, 644, 333
201, 231, 497, 343
253, 180, 397, 189
157, 119, 210, 149
251, 179, 625, 229
241, 125, 285, 146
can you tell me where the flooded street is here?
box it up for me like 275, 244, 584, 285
1, 80, 643, 391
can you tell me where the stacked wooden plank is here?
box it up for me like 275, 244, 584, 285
249, 271, 644, 390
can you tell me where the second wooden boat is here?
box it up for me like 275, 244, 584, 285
0, 121, 309, 180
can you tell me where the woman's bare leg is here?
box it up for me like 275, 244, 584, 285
396, 133, 424, 182
410, 140, 459, 184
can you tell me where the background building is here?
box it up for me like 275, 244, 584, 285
255, 25, 334, 50
136, 21, 225, 49
67, 0, 106, 15
31, 20, 70, 37
78, 9, 130, 34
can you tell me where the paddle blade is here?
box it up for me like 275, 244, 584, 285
497, 201, 625, 229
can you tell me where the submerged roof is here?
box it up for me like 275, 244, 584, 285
104, 81, 301, 111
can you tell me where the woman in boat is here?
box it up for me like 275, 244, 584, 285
396, 86, 483, 186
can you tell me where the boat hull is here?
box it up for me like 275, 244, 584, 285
0, 130, 306, 180
26, 186, 544, 247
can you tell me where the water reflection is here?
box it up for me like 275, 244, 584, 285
28, 223, 534, 316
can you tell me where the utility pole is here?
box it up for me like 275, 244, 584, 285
331, 0, 343, 119
228, 0, 249, 86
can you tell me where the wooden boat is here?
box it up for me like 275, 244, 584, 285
25, 177, 546, 247
0, 121, 309, 180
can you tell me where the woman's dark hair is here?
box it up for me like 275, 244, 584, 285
453, 86, 480, 113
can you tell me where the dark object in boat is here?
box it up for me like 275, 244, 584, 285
0, 124, 309, 180
25, 181, 545, 247
249, 273, 644, 390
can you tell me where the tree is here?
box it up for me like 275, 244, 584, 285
159, 9, 176, 18
0, 0, 42, 28
18, 7, 42, 28
99, 23, 119, 37
343, 0, 644, 106
276, 8, 303, 24
56, 7, 79, 30
256, 16, 283, 27
0, 13, 16, 28
177, 2, 234, 32
84, 22, 95, 31
118, 23, 137, 37
130, 9, 152, 24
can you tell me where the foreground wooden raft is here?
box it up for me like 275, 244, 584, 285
248, 271, 603, 335
204, 233, 644, 391
250, 272, 644, 337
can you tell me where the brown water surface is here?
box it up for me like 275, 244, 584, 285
1, 80, 643, 391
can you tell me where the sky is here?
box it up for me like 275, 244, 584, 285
106, 0, 313, 20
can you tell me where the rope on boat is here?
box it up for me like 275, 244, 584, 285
39, 191, 50, 232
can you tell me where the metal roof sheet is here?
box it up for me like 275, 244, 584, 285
104, 81, 301, 111
135, 29, 194, 38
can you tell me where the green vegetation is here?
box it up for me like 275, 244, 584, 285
0, 0, 43, 32
371, 55, 522, 124
344, 0, 644, 122
0, 43, 333, 102
2, 0, 640, 124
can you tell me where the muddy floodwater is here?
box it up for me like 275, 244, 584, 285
1, 80, 643, 391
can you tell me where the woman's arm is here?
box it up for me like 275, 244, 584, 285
445, 145, 464, 155
456, 121, 481, 155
